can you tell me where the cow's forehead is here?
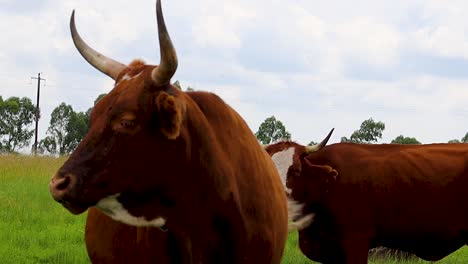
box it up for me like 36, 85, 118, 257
114, 61, 155, 94
267, 141, 306, 195
115, 60, 151, 86
91, 61, 156, 117
265, 141, 302, 155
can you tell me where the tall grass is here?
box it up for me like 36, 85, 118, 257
0, 154, 467, 263
0, 154, 88, 264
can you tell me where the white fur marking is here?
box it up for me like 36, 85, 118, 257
121, 74, 132, 81
287, 199, 314, 231
271, 147, 295, 194
96, 194, 166, 227
116, 72, 142, 86
271, 147, 315, 231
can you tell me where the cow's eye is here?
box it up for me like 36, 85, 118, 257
121, 119, 135, 129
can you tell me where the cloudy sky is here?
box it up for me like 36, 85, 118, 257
2, 0, 468, 148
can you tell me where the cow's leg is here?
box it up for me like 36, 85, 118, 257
341, 233, 369, 264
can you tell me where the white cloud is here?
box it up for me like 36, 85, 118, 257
2, 0, 468, 154
191, 0, 255, 50
412, 25, 468, 59
334, 17, 401, 67
402, 0, 468, 59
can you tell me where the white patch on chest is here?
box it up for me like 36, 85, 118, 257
271, 147, 295, 194
96, 194, 166, 227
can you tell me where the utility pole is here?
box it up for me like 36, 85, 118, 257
31, 73, 45, 155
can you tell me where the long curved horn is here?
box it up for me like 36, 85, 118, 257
305, 128, 334, 153
70, 10, 126, 80
151, 0, 178, 86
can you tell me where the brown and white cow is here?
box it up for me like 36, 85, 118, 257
265, 130, 468, 264
49, 1, 289, 263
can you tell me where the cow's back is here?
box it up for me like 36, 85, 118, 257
321, 143, 468, 221
307, 143, 468, 260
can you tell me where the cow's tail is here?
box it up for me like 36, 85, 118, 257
287, 198, 314, 232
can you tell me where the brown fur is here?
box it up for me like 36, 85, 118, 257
50, 62, 288, 263
266, 141, 468, 264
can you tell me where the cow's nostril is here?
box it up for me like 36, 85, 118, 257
49, 173, 76, 198
55, 176, 71, 191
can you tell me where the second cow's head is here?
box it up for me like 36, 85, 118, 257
265, 128, 337, 205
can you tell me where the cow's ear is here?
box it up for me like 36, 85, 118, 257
302, 158, 338, 184
154, 91, 183, 139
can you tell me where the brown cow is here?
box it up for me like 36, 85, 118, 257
265, 130, 468, 264
49, 1, 288, 263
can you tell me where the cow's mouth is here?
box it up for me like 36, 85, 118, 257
51, 194, 94, 215
59, 200, 92, 215
49, 173, 97, 215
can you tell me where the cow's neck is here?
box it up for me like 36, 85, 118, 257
155, 99, 247, 260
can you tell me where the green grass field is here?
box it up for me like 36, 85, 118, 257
0, 154, 467, 263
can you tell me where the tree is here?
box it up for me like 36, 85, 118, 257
173, 80, 182, 89
173, 80, 194, 91
0, 96, 3, 137
0, 96, 36, 153
341, 118, 385, 144
39, 103, 88, 155
94, 93, 107, 105
84, 107, 92, 128
38, 136, 57, 155
391, 135, 421, 144
255, 116, 291, 144
39, 103, 73, 155
448, 132, 468, 143
66, 111, 88, 151
462, 132, 468, 143
307, 141, 317, 146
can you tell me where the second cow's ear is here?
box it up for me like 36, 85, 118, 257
302, 158, 338, 184
154, 91, 183, 139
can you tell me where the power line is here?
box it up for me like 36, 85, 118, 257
31, 73, 46, 155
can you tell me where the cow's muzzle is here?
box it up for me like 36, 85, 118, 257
49, 173, 89, 214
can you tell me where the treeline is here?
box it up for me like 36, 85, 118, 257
1, 93, 468, 155
0, 94, 106, 155
255, 116, 468, 145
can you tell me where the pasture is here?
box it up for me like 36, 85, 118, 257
0, 154, 467, 263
